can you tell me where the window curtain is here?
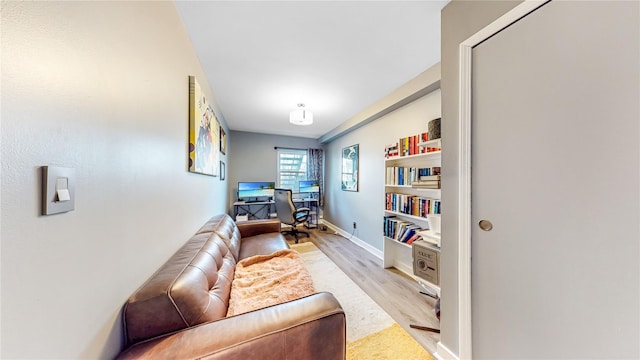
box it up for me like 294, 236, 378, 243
307, 148, 324, 206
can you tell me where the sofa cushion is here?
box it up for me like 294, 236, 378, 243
123, 231, 235, 346
238, 232, 289, 260
196, 214, 242, 261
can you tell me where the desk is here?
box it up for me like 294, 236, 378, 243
233, 198, 319, 228
293, 198, 319, 229
233, 201, 273, 220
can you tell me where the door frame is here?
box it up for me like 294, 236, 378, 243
456, 1, 549, 358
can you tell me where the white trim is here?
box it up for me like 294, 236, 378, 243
457, 40, 473, 360
320, 219, 384, 259
457, 1, 548, 359
435, 341, 459, 360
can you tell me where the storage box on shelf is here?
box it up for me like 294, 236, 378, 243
383, 135, 441, 292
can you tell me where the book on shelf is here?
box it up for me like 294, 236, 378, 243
397, 133, 430, 156
419, 175, 441, 181
386, 166, 433, 186
417, 230, 440, 247
420, 132, 429, 153
413, 185, 441, 189
412, 180, 441, 189
406, 232, 422, 245
384, 143, 399, 158
386, 130, 444, 158
399, 224, 420, 243
384, 215, 430, 242
386, 193, 441, 216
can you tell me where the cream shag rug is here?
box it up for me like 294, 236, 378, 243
291, 242, 433, 360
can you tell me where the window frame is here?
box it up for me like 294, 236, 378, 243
276, 148, 308, 192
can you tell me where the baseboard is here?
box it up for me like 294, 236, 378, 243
320, 219, 383, 260
435, 342, 458, 360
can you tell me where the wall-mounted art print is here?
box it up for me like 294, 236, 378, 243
188, 75, 219, 176
220, 161, 225, 181
220, 126, 227, 155
341, 144, 359, 191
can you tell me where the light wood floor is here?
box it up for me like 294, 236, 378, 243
290, 228, 441, 356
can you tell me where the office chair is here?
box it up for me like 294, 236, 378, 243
274, 188, 310, 243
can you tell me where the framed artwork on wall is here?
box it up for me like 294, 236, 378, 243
341, 144, 359, 191
220, 161, 225, 181
188, 75, 219, 176
220, 126, 227, 155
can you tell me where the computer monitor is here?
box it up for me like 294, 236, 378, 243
299, 180, 320, 195
237, 181, 275, 202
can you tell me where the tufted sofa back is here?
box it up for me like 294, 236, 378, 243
122, 214, 242, 346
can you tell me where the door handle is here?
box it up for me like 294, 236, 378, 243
478, 219, 493, 231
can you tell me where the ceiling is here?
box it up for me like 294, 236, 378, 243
175, 1, 448, 139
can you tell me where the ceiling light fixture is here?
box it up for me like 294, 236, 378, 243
289, 103, 313, 126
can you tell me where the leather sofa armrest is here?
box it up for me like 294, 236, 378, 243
117, 292, 345, 360
236, 219, 281, 238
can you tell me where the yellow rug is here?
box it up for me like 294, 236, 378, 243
347, 323, 433, 360
291, 242, 433, 360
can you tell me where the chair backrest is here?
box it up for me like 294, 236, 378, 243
274, 188, 296, 225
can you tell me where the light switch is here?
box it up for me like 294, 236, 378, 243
56, 177, 70, 202
57, 188, 71, 202
42, 166, 75, 215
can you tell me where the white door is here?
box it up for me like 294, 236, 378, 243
470, 1, 639, 358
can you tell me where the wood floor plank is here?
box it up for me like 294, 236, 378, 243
290, 229, 441, 356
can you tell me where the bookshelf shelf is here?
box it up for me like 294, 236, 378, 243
383, 236, 412, 249
385, 150, 441, 164
384, 210, 433, 223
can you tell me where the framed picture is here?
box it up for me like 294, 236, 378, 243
220, 126, 227, 155
188, 76, 219, 176
341, 144, 359, 191
219, 161, 225, 180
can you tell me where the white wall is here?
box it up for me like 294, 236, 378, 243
1, 2, 228, 358
324, 89, 441, 252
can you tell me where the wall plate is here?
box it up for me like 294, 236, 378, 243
42, 166, 75, 215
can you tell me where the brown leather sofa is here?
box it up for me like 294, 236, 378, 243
117, 214, 346, 359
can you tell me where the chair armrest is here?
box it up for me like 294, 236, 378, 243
117, 292, 345, 360
236, 219, 281, 238
295, 207, 310, 222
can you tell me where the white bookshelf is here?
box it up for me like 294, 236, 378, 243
383, 136, 441, 290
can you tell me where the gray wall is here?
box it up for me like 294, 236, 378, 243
438, 0, 533, 356
227, 131, 322, 213
1, 2, 228, 358
323, 89, 441, 252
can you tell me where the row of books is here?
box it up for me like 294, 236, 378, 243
400, 133, 429, 157
383, 215, 425, 244
385, 193, 442, 217
385, 166, 439, 186
411, 175, 441, 189
384, 132, 441, 158
384, 143, 400, 158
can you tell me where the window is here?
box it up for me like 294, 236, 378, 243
277, 148, 308, 192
